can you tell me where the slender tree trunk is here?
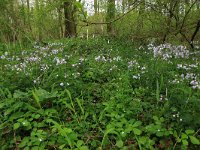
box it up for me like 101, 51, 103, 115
163, 1, 174, 43
197, 1, 200, 9
10, 1, 19, 42
106, 0, 115, 36
57, 6, 64, 38
26, 0, 32, 32
137, 0, 145, 36
35, 0, 42, 41
190, 20, 200, 48
64, 0, 76, 37
94, 0, 98, 14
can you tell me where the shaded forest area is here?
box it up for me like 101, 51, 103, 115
0, 0, 200, 47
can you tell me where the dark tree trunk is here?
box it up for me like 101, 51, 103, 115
190, 20, 200, 48
106, 0, 115, 36
64, 1, 76, 38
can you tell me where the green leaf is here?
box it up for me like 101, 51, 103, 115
79, 146, 89, 150
0, 102, 5, 109
13, 123, 20, 130
185, 130, 195, 135
133, 128, 142, 135
138, 136, 147, 144
101, 128, 118, 146
34, 114, 40, 119
74, 1, 83, 9
59, 144, 66, 149
76, 98, 84, 115
9, 112, 24, 121
132, 121, 142, 127
182, 140, 188, 146
156, 79, 160, 101
153, 116, 158, 121
181, 133, 188, 140
189, 136, 200, 145
32, 90, 41, 109
13, 90, 29, 99
18, 137, 29, 148
116, 140, 123, 148
77, 140, 84, 147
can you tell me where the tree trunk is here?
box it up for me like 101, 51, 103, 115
136, 0, 145, 36
26, 0, 32, 32
94, 0, 98, 14
106, 0, 115, 36
57, 6, 64, 38
190, 20, 200, 48
64, 0, 76, 37
35, 0, 42, 41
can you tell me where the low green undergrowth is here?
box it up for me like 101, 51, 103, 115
0, 38, 200, 149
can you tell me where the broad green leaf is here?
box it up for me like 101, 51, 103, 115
59, 144, 66, 149
153, 116, 159, 121
34, 114, 40, 119
18, 137, 29, 148
189, 136, 200, 145
138, 136, 147, 144
185, 130, 195, 135
133, 128, 142, 135
116, 140, 123, 148
181, 133, 188, 140
74, 1, 82, 9
0, 102, 5, 109
79, 146, 89, 150
182, 140, 188, 146
132, 121, 142, 127
77, 140, 84, 147
13, 123, 20, 130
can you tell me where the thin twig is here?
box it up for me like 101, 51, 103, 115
173, 129, 182, 150
193, 128, 200, 136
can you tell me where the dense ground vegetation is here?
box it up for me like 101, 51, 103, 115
0, 38, 200, 149
1, 0, 200, 149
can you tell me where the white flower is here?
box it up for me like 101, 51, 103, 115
60, 83, 64, 86
1, 55, 6, 59
52, 49, 59, 54
190, 80, 198, 86
133, 75, 140, 79
95, 56, 101, 61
